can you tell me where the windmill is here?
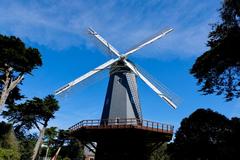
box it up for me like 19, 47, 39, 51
56, 27, 177, 121
55, 27, 178, 159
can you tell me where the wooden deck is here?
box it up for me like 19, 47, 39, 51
69, 118, 174, 134
70, 118, 174, 159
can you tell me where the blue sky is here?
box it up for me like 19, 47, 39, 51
1, 0, 239, 132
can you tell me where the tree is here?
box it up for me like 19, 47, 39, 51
0, 34, 42, 111
2, 95, 59, 160
168, 108, 240, 160
49, 129, 71, 160
18, 133, 38, 160
227, 117, 240, 157
39, 129, 84, 160
57, 138, 84, 160
150, 143, 170, 160
0, 121, 20, 160
190, 0, 240, 101
41, 127, 58, 159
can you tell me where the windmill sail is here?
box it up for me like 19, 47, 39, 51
55, 27, 179, 113
124, 60, 178, 109
55, 58, 119, 95
123, 28, 173, 58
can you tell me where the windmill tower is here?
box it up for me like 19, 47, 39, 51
101, 60, 142, 124
55, 27, 178, 160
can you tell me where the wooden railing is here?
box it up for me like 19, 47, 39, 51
69, 118, 174, 134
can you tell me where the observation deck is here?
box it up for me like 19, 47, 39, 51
69, 118, 174, 142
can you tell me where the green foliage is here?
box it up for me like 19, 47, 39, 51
150, 143, 170, 160
56, 130, 70, 146
4, 87, 24, 106
0, 34, 42, 107
39, 127, 59, 159
44, 127, 58, 146
190, 0, 240, 101
18, 133, 37, 160
0, 34, 42, 74
168, 108, 240, 160
2, 95, 59, 131
2, 95, 59, 159
59, 139, 84, 160
0, 122, 20, 160
0, 122, 12, 148
0, 148, 20, 160
39, 129, 83, 160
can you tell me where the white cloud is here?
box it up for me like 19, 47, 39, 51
0, 0, 220, 58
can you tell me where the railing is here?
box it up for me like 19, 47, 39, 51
69, 118, 174, 134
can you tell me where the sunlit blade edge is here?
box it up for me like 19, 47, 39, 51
123, 59, 177, 109
88, 27, 121, 57
123, 28, 173, 57
55, 58, 119, 95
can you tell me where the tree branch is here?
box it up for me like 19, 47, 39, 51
33, 121, 41, 131
36, 120, 44, 126
8, 74, 24, 91
0, 67, 12, 111
0, 68, 24, 112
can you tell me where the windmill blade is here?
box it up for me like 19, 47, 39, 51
134, 62, 181, 104
57, 67, 110, 100
88, 28, 121, 57
123, 60, 177, 109
122, 28, 173, 58
55, 58, 119, 95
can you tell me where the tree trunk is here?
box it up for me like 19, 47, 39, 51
32, 127, 46, 160
0, 79, 10, 111
51, 147, 62, 160
0, 67, 24, 112
45, 146, 49, 160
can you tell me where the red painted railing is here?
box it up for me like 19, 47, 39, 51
69, 118, 174, 134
